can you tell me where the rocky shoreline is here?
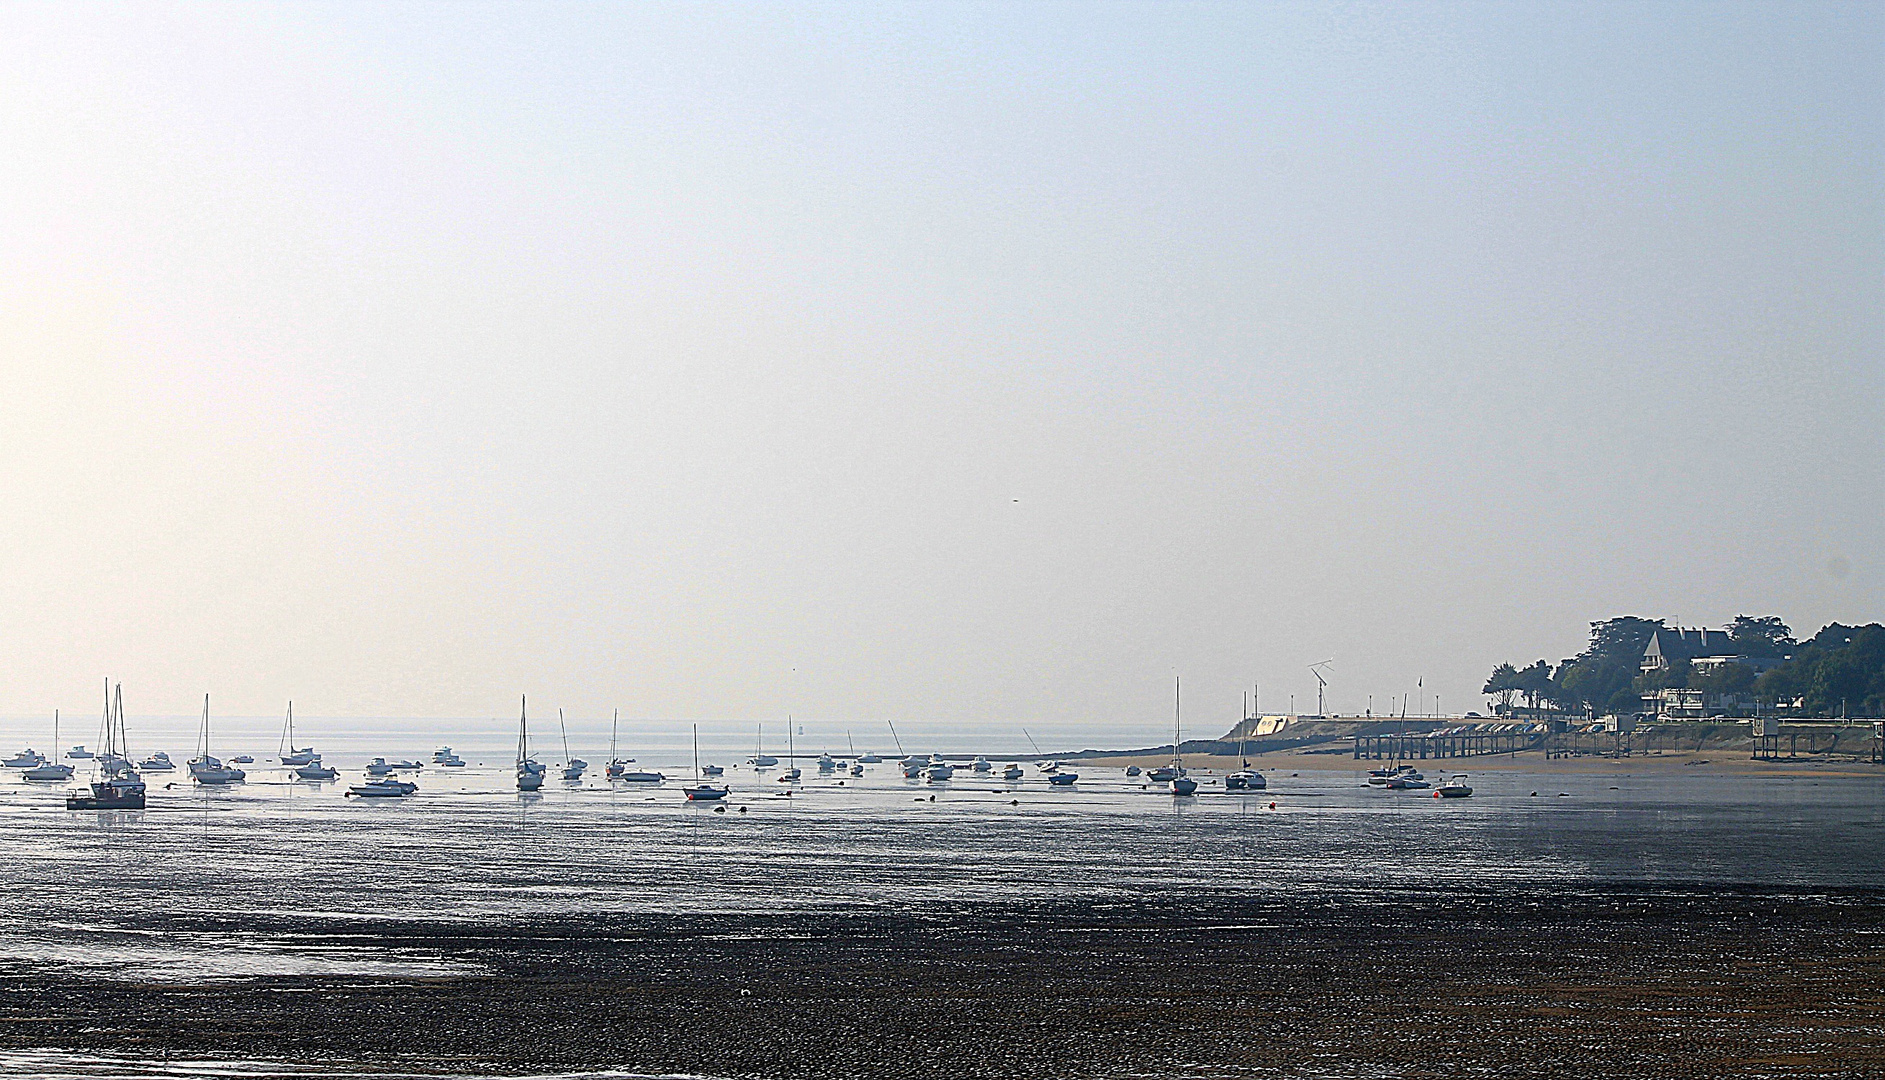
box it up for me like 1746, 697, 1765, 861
5, 886, 1882, 1078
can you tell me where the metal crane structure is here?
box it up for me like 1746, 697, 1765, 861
1308, 660, 1333, 717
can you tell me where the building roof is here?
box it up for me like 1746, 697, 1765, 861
1643, 627, 1735, 663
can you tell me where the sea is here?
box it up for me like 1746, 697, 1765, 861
2, 711, 1883, 1078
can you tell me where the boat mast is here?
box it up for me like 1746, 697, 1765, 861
518, 694, 528, 765
693, 723, 701, 783
610, 709, 618, 762
1173, 676, 1183, 772
559, 708, 571, 765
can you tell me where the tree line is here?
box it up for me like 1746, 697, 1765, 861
1483, 616, 1885, 719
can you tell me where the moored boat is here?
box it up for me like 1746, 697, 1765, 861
68, 683, 144, 810
683, 725, 729, 802
1435, 775, 1474, 798
24, 713, 73, 781
189, 695, 246, 784
347, 777, 417, 798
279, 701, 319, 765
517, 696, 546, 791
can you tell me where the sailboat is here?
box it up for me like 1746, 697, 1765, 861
778, 720, 801, 782
278, 701, 319, 766
516, 695, 546, 791
1023, 728, 1059, 772
606, 710, 665, 782
684, 725, 729, 801
24, 712, 74, 782
189, 694, 246, 784
748, 723, 778, 768
67, 682, 145, 810
1225, 690, 1266, 792
1168, 677, 1197, 796
558, 708, 586, 780
605, 709, 636, 779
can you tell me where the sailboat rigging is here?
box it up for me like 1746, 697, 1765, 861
516, 695, 545, 791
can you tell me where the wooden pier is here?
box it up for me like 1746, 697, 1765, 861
1352, 729, 1534, 760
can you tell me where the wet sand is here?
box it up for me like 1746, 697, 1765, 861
6, 888, 1884, 1078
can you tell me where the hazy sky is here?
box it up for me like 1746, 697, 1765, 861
1, 2, 1879, 729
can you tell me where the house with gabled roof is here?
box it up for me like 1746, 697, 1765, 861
1640, 627, 1735, 673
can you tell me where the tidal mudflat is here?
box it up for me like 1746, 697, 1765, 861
4, 766, 1882, 1078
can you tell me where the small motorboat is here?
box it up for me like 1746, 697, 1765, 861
365, 757, 395, 776
1124, 765, 1141, 777
1435, 775, 1474, 798
817, 754, 838, 772
749, 755, 779, 768
436, 751, 466, 767
138, 751, 176, 772
703, 763, 725, 777
231, 754, 254, 764
926, 763, 954, 781
432, 746, 457, 763
850, 763, 864, 777
1147, 765, 1183, 783
901, 759, 926, 779
777, 767, 802, 783
1047, 771, 1079, 786
1036, 761, 1059, 773
1001, 764, 1024, 781
295, 762, 339, 780
857, 752, 882, 764
66, 746, 94, 760
972, 757, 992, 772
3, 749, 45, 768
390, 759, 424, 770
347, 777, 417, 798
190, 760, 246, 784
617, 770, 667, 783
